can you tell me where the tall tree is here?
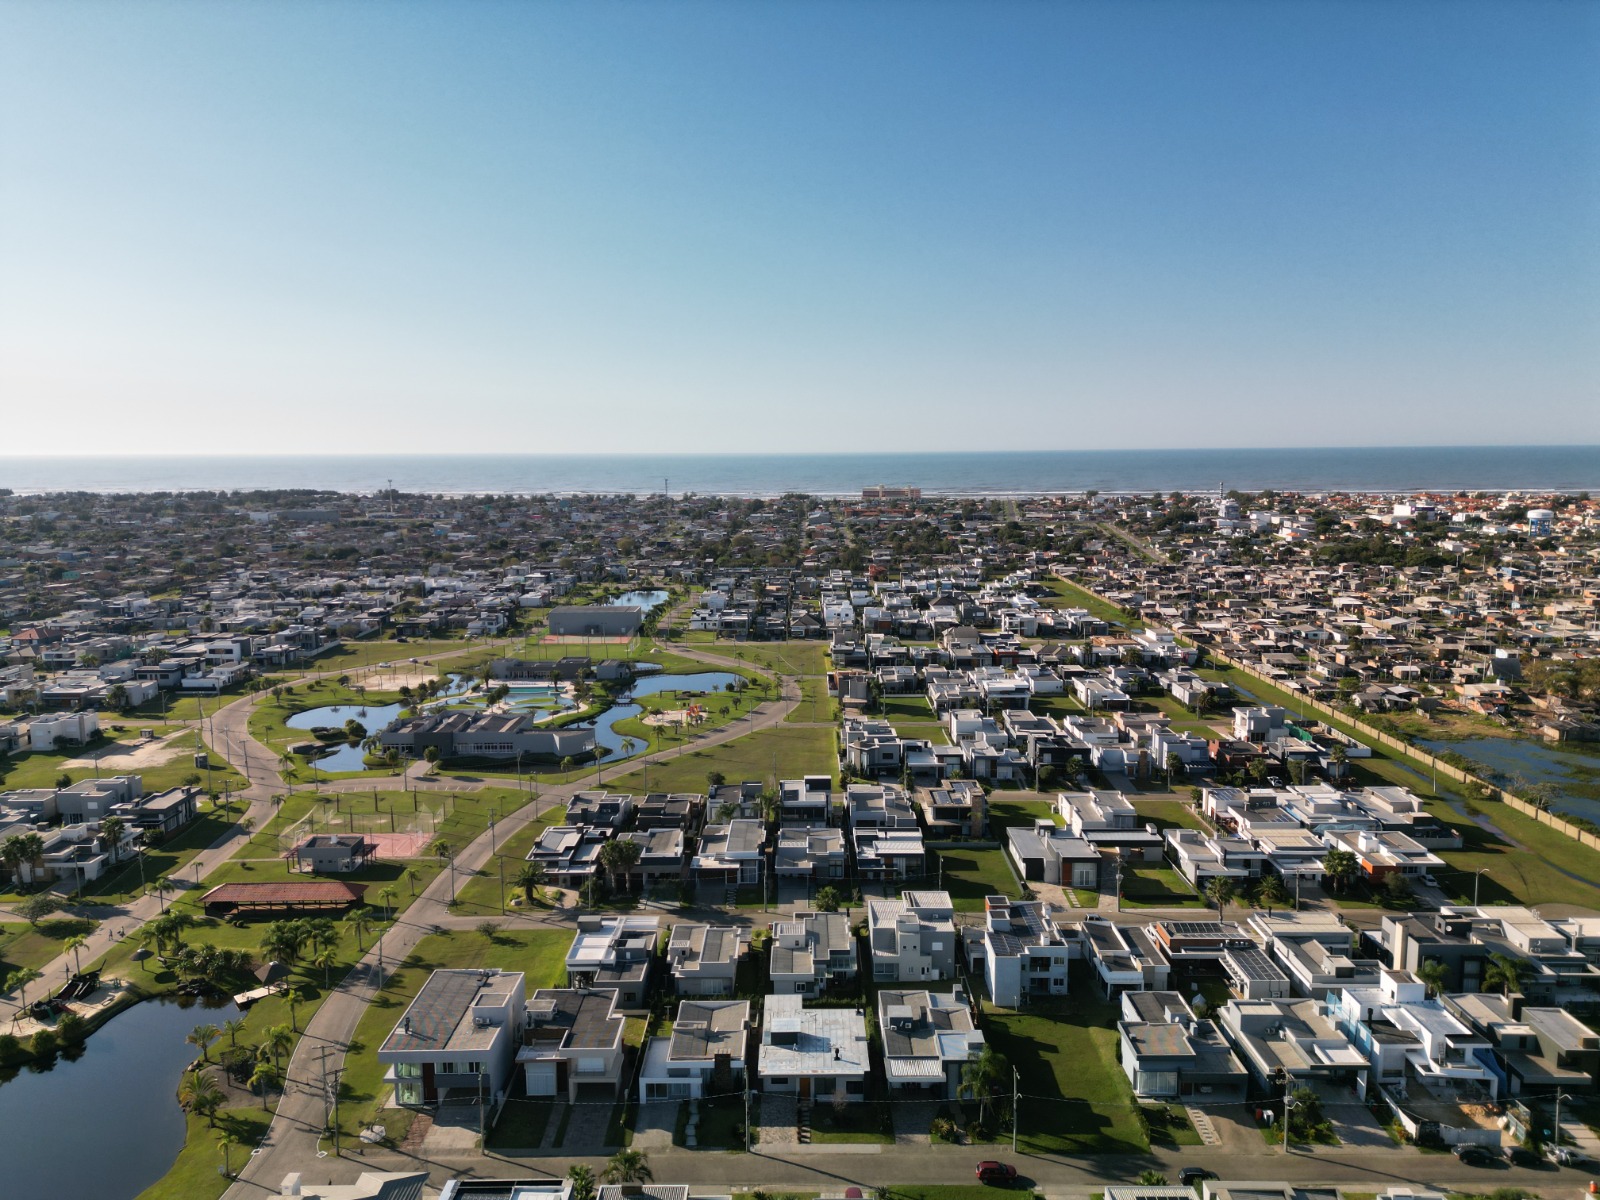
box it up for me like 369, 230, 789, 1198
598, 837, 642, 893
1321, 849, 1358, 894
188, 1022, 221, 1063
958, 1045, 1010, 1127
1205, 876, 1237, 920
178, 1070, 225, 1126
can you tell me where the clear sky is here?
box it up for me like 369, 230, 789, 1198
2, 0, 1596, 454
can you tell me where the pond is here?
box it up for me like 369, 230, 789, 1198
581, 671, 746, 763
286, 701, 406, 772
0, 995, 240, 1200
1416, 736, 1600, 824
608, 588, 669, 613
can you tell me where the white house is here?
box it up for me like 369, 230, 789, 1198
639, 999, 750, 1101
758, 993, 868, 1103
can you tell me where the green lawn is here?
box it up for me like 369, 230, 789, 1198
486, 1098, 554, 1149
605, 723, 837, 794
881, 695, 935, 721
702, 640, 830, 678
337, 928, 572, 1141
786, 675, 834, 724
891, 721, 951, 745
68, 804, 251, 905
1131, 797, 1211, 834
0, 917, 99, 975
133, 1105, 274, 1200
988, 798, 1061, 832
936, 848, 1023, 911
810, 1099, 894, 1143
1048, 576, 1142, 629
982, 974, 1148, 1155
1119, 864, 1204, 908
453, 804, 567, 912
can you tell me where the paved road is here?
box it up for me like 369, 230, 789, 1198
222, 1127, 1600, 1197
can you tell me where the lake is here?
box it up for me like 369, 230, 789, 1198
0, 996, 239, 1200
608, 588, 669, 612
1417, 736, 1600, 824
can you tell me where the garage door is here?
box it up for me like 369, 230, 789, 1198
526, 1061, 558, 1098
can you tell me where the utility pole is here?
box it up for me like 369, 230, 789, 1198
499, 856, 506, 915
1011, 1066, 1020, 1152
744, 1079, 751, 1152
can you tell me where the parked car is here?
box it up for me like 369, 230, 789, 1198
1179, 1167, 1218, 1186
1453, 1145, 1498, 1167
976, 1162, 1019, 1186
1421, 873, 1439, 887
1507, 1146, 1543, 1168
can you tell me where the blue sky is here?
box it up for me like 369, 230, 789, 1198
1, 0, 1595, 453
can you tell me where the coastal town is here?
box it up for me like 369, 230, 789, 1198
2, 484, 1600, 1200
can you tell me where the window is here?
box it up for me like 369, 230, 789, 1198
465, 1061, 483, 1075
394, 1062, 421, 1079
440, 1061, 457, 1075
769, 1077, 788, 1086
815, 1078, 836, 1095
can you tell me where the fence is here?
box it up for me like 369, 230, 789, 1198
275, 791, 457, 858
1061, 573, 1600, 856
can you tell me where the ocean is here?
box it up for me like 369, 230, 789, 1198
0, 446, 1595, 497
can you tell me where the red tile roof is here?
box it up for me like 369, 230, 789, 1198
201, 881, 366, 906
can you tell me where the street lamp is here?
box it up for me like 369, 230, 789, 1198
1552, 1091, 1574, 1155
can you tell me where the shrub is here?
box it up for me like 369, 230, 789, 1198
929, 1116, 958, 1143
31, 1029, 59, 1058
54, 1012, 86, 1043
965, 1119, 991, 1143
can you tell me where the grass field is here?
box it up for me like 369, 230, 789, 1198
786, 675, 834, 724
1131, 796, 1211, 834
133, 1106, 273, 1200
699, 640, 830, 678
605, 723, 837, 794
982, 971, 1148, 1155
453, 804, 568, 912
0, 917, 99, 975
1045, 576, 1142, 630
1119, 864, 1204, 908
935, 847, 1022, 911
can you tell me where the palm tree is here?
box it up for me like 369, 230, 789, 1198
287, 985, 307, 1032
619, 737, 636, 761
377, 885, 397, 921
1137, 1171, 1169, 1186
263, 1023, 294, 1070
598, 837, 642, 893
1321, 848, 1358, 894
514, 861, 546, 906
959, 1046, 1009, 1127
217, 1129, 238, 1177
567, 1164, 598, 1200
1484, 952, 1531, 997
5, 967, 42, 1023
1165, 752, 1182, 789
179, 1070, 225, 1126
313, 948, 337, 988
1205, 876, 1237, 920
223, 1017, 248, 1048
601, 1149, 653, 1185
249, 1058, 279, 1110
345, 909, 373, 952
1416, 958, 1450, 998
98, 814, 128, 864
188, 1022, 221, 1063
62, 933, 90, 975
405, 867, 421, 897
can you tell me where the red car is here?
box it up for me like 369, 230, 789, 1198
976, 1162, 1019, 1186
